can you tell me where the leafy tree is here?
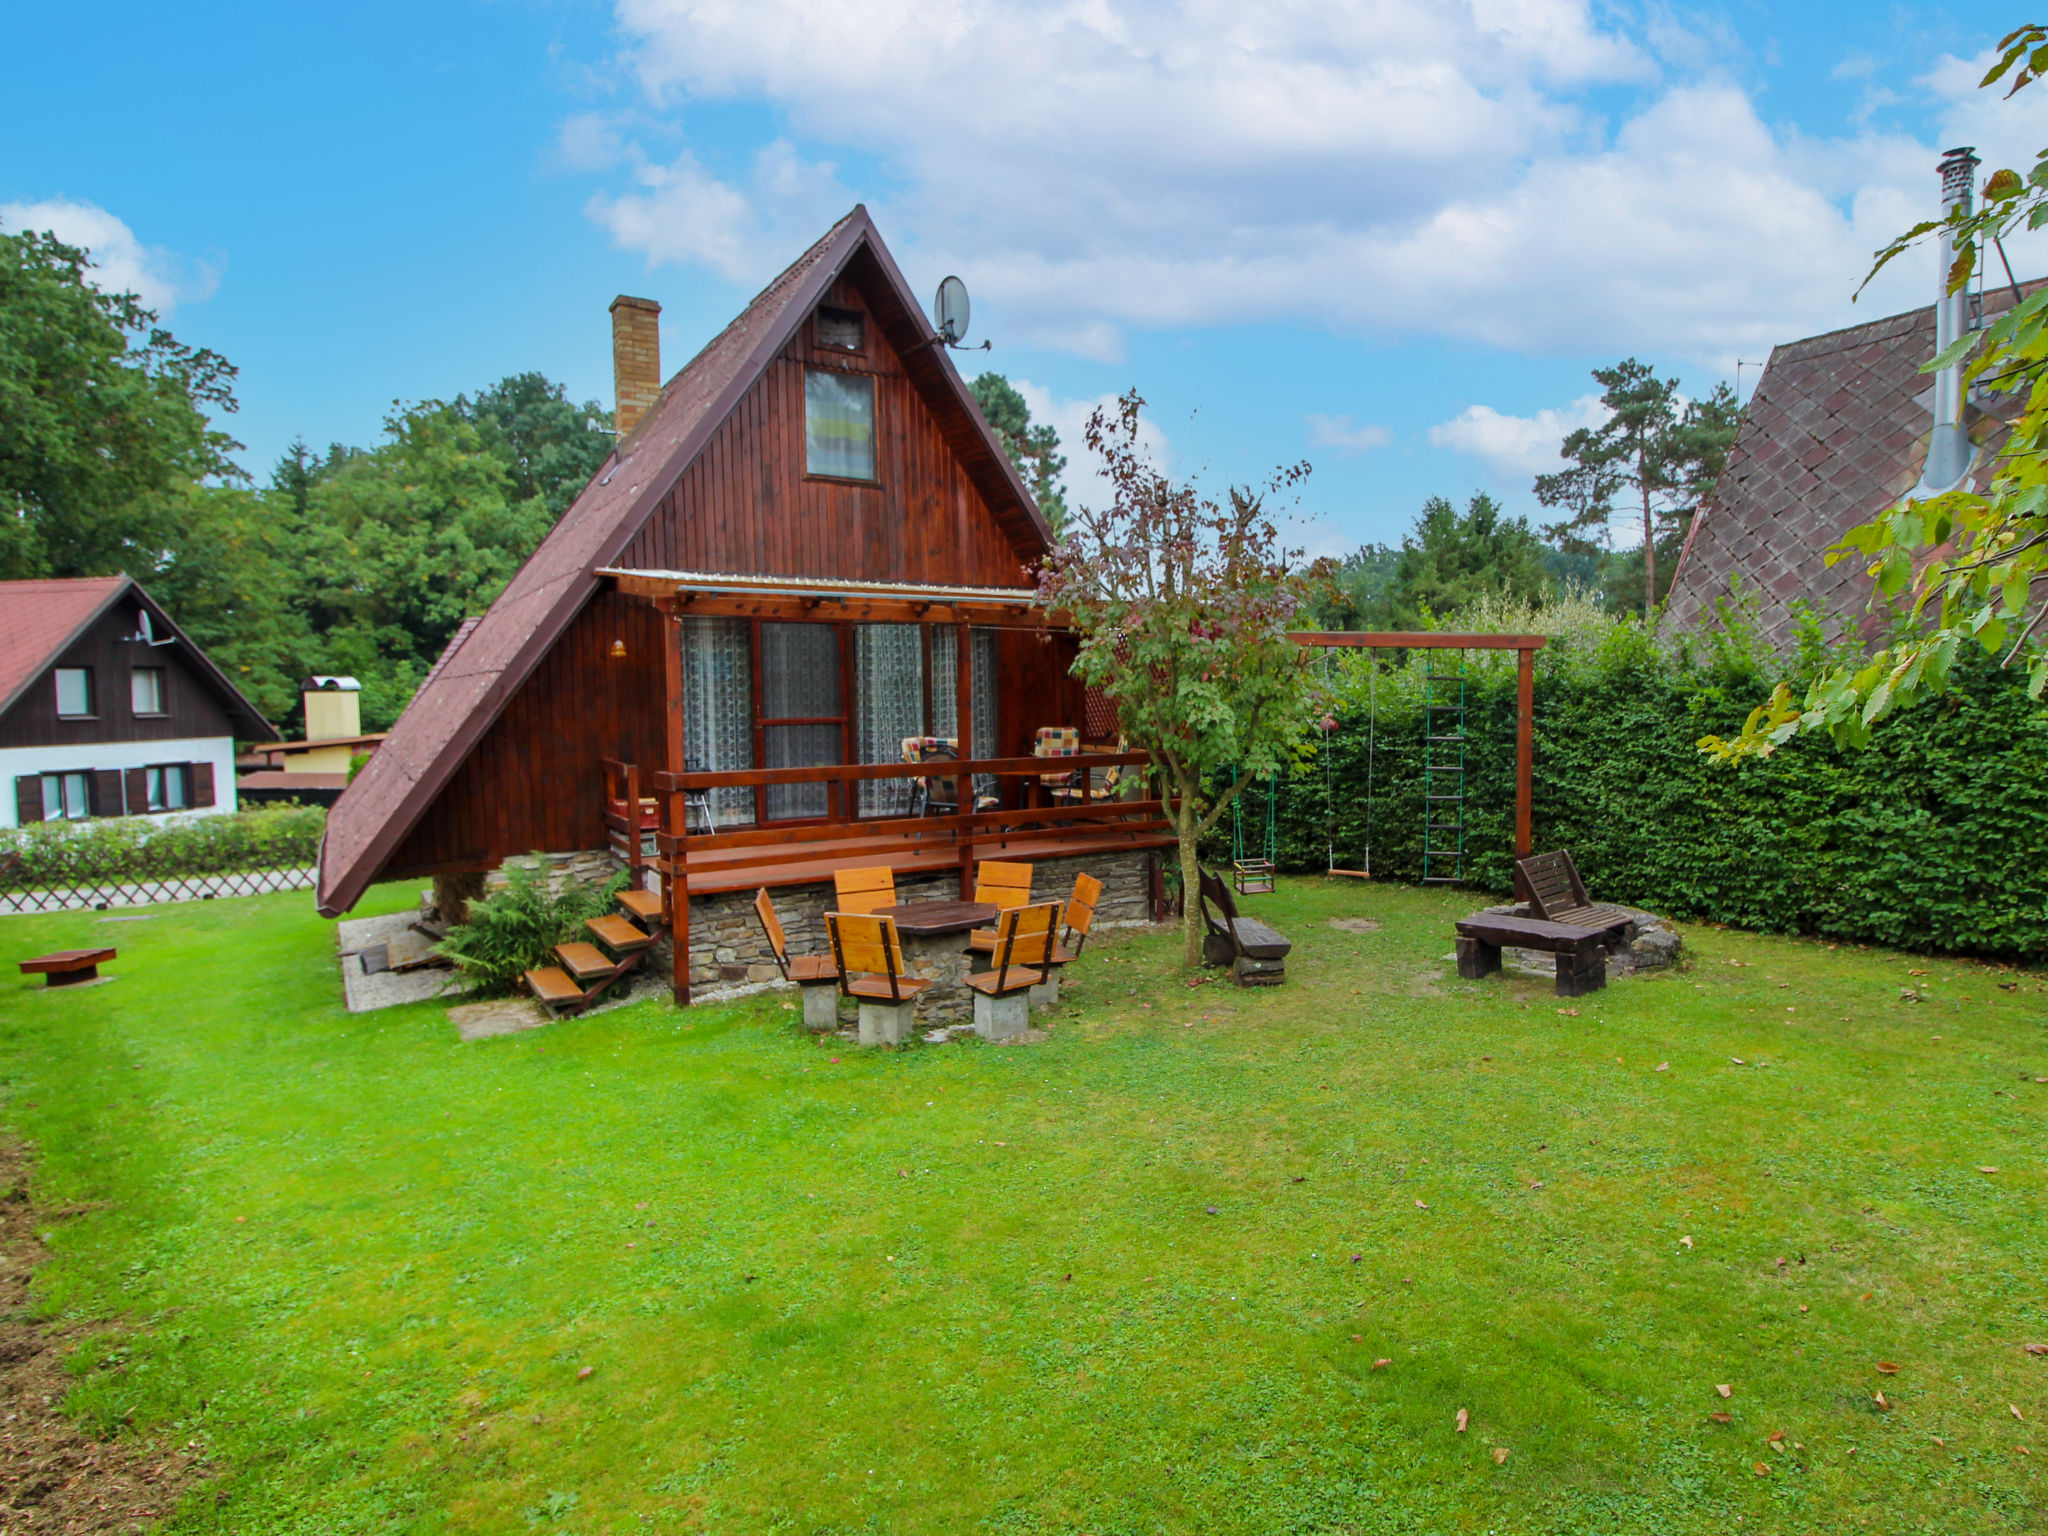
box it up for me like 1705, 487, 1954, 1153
1386, 493, 1552, 626
1704, 25, 2048, 760
970, 372, 1070, 536
294, 400, 553, 729
1040, 391, 1330, 968
144, 482, 315, 724
1534, 362, 1739, 613
0, 227, 241, 578
1304, 543, 1399, 629
452, 372, 614, 517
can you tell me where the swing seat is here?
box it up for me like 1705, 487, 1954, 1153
1232, 858, 1276, 896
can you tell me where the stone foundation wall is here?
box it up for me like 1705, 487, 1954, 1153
683, 847, 1157, 990
482, 849, 624, 896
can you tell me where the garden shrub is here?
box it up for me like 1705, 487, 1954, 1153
437, 856, 628, 994
1214, 592, 2048, 961
0, 803, 326, 888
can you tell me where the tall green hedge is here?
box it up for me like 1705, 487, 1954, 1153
1218, 616, 2048, 961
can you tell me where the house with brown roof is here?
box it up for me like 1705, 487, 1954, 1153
317, 207, 1166, 1000
2, 577, 276, 828
1667, 148, 2037, 650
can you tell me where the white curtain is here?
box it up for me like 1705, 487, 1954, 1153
760, 623, 841, 819
681, 618, 753, 827
856, 624, 925, 816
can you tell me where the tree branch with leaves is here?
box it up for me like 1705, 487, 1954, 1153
1038, 392, 1330, 968
1702, 25, 2048, 761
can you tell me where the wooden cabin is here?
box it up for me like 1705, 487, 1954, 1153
317, 207, 1168, 998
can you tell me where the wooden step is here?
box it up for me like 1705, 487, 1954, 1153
525, 966, 584, 1007
587, 914, 652, 953
617, 888, 664, 922
554, 941, 615, 981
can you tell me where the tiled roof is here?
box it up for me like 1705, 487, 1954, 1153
1666, 282, 2039, 649
0, 575, 274, 739
0, 577, 128, 716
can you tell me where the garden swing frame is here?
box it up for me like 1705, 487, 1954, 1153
1288, 631, 1546, 896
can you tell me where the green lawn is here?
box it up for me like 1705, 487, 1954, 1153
1, 878, 2045, 1533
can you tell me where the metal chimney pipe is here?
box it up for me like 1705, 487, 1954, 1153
1918, 146, 1981, 494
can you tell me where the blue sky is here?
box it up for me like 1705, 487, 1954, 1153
5, 1, 2043, 557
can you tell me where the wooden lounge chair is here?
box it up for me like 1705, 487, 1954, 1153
755, 887, 840, 1029
1052, 871, 1103, 965
825, 911, 930, 1046
966, 901, 1060, 1038
1197, 867, 1291, 986
833, 865, 898, 916
967, 861, 1036, 953
1516, 851, 1633, 938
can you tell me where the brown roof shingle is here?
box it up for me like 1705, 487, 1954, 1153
1667, 282, 2039, 649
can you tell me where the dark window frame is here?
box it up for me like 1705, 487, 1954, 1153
802, 366, 880, 486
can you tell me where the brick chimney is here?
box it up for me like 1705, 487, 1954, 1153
609, 294, 662, 438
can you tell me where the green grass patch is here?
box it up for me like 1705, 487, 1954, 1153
1, 879, 2044, 1532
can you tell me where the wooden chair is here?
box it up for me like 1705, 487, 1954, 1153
754, 888, 836, 985
825, 911, 930, 1046
967, 861, 1036, 952
1516, 851, 1633, 937
1197, 867, 1291, 986
1051, 871, 1104, 965
966, 901, 1060, 1038
833, 865, 898, 916
755, 887, 841, 1029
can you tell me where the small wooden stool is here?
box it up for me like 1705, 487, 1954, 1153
20, 948, 116, 987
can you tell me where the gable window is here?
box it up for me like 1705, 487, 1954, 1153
54, 667, 93, 717
39, 771, 92, 821
146, 764, 189, 812
815, 305, 863, 352
804, 368, 876, 482
131, 667, 165, 716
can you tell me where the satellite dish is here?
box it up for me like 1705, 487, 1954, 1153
933, 275, 970, 345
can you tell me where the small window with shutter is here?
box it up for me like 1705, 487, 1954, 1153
145, 764, 189, 812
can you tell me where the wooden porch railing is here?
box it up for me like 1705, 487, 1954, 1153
606, 751, 1168, 1003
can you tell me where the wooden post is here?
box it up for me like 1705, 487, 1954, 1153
663, 606, 690, 1005
956, 621, 974, 898
1513, 643, 1535, 899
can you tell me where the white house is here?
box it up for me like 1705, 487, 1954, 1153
2, 577, 276, 829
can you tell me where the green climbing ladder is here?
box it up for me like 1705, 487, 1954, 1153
1422, 654, 1467, 885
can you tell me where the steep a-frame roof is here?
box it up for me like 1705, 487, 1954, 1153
317, 206, 1051, 916
1666, 279, 2041, 649
0, 575, 276, 739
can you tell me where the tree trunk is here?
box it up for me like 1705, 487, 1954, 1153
433, 870, 486, 928
1642, 483, 1657, 613
1178, 815, 1206, 969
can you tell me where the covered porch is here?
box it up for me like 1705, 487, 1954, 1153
601, 570, 1172, 1000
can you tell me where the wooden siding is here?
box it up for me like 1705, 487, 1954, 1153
384, 590, 669, 875
621, 272, 1031, 587
0, 605, 238, 749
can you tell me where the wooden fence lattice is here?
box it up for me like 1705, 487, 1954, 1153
0, 863, 318, 915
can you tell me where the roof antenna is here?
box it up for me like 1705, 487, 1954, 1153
931, 276, 992, 352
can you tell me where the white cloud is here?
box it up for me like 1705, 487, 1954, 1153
1012, 378, 1172, 511
1427, 392, 1608, 479
586, 139, 851, 282
0, 197, 213, 314
1306, 414, 1392, 456
580, 3, 2048, 369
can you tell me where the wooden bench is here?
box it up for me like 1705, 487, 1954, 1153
1517, 850, 1633, 937
19, 948, 117, 987
1198, 869, 1291, 986
1454, 914, 1619, 997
